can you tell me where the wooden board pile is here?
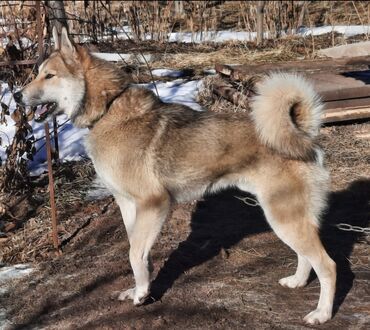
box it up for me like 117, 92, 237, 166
214, 56, 370, 124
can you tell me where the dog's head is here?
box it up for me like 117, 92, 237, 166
14, 27, 85, 122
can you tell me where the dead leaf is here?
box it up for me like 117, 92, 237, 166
11, 108, 22, 123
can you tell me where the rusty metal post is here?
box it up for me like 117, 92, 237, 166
53, 116, 60, 163
36, 1, 60, 254
44, 122, 60, 253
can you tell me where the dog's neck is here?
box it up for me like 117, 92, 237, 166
71, 46, 132, 128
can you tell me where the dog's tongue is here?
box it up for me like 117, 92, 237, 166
34, 104, 49, 122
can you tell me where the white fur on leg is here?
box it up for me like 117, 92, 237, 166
303, 308, 332, 325
304, 256, 336, 325
117, 288, 135, 301
115, 194, 136, 240
124, 196, 170, 306
117, 286, 149, 305
279, 255, 311, 288
279, 274, 307, 288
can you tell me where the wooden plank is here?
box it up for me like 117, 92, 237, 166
0, 59, 38, 67
322, 107, 370, 123
215, 63, 233, 76
216, 56, 370, 78
216, 63, 370, 104
324, 97, 370, 109
212, 81, 370, 123
212, 82, 250, 108
312, 72, 370, 101
215, 56, 370, 81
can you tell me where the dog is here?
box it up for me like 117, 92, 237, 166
14, 27, 336, 325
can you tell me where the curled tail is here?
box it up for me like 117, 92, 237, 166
251, 72, 323, 160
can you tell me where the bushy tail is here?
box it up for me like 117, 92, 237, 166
251, 72, 323, 160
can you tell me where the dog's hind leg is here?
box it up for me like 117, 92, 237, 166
259, 197, 336, 325
117, 193, 170, 305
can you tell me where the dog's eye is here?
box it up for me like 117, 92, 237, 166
45, 73, 55, 79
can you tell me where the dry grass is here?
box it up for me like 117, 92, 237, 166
0, 159, 98, 264
197, 75, 244, 114
152, 43, 299, 70
142, 32, 369, 71
319, 124, 370, 191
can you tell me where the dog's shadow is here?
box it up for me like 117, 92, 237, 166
149, 179, 370, 314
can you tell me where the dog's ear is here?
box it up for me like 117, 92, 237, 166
52, 26, 59, 50
60, 26, 76, 56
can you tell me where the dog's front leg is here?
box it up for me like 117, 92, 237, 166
117, 193, 170, 305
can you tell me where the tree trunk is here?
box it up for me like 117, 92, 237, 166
45, 0, 68, 33
297, 1, 308, 28
256, 1, 265, 45
174, 1, 184, 17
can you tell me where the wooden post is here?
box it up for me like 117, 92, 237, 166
256, 1, 265, 45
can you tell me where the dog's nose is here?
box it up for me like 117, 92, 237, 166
13, 91, 23, 103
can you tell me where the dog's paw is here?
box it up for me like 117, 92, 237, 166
117, 288, 135, 301
117, 287, 149, 305
279, 275, 307, 288
303, 308, 331, 325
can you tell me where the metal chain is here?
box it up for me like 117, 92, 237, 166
234, 196, 369, 236
234, 196, 260, 207
336, 223, 370, 235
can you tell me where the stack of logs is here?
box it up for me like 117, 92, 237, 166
213, 56, 370, 124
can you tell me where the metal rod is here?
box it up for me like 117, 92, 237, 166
37, 1, 61, 254
44, 122, 60, 254
53, 116, 60, 163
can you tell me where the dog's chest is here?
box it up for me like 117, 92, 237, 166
84, 134, 120, 195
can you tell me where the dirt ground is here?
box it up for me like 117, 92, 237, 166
0, 119, 369, 330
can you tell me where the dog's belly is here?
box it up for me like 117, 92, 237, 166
165, 170, 259, 203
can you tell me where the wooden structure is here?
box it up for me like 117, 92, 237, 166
214, 58, 370, 123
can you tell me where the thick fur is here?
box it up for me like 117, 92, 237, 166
252, 72, 323, 160
17, 27, 336, 325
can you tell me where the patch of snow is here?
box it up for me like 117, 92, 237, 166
166, 30, 268, 43
92, 52, 154, 63
0, 264, 33, 329
141, 79, 203, 111
203, 68, 217, 75
297, 25, 370, 37
0, 264, 33, 284
151, 69, 184, 78
0, 308, 11, 330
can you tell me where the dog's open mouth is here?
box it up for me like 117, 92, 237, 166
34, 102, 57, 122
